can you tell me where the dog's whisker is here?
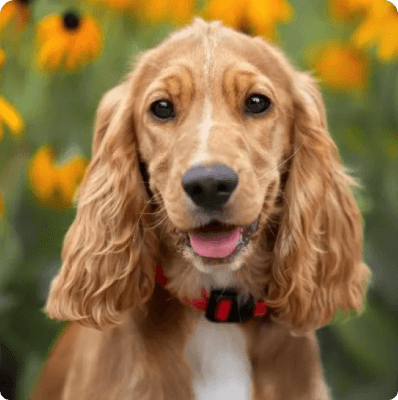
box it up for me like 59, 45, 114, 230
143, 210, 169, 232
257, 145, 302, 183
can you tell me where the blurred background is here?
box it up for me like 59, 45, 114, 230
0, 0, 397, 399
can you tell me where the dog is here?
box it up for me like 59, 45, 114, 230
31, 17, 370, 400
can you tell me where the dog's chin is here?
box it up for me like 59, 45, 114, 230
181, 217, 260, 273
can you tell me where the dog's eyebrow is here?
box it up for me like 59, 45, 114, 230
221, 67, 275, 99
143, 64, 195, 104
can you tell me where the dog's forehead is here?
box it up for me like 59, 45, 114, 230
146, 20, 289, 83
130, 19, 294, 113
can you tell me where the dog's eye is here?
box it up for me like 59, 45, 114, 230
245, 94, 271, 115
150, 100, 175, 120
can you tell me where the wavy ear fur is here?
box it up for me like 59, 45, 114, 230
45, 77, 158, 330
269, 72, 370, 331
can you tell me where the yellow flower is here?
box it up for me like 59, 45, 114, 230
37, 11, 103, 72
57, 158, 87, 206
28, 146, 88, 209
352, 1, 398, 61
142, 0, 194, 23
0, 96, 24, 142
204, 0, 293, 39
311, 42, 368, 90
28, 147, 57, 206
329, 0, 372, 20
0, 0, 29, 35
330, 0, 398, 61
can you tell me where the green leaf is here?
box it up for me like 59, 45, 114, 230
331, 301, 398, 378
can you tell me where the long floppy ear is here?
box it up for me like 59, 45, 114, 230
269, 72, 370, 331
45, 78, 158, 330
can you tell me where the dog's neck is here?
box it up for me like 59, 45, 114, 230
155, 265, 267, 323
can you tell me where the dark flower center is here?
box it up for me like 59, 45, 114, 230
238, 17, 254, 36
63, 11, 80, 30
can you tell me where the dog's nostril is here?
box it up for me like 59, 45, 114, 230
217, 183, 229, 195
182, 165, 239, 210
192, 186, 203, 196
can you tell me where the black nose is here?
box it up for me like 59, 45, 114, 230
182, 164, 239, 210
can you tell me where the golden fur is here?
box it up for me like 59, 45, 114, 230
31, 18, 370, 400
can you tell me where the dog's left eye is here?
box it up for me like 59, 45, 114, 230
150, 100, 175, 120
245, 94, 271, 115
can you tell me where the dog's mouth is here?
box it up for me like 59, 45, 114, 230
185, 217, 260, 264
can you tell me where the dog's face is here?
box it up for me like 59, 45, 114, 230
134, 20, 293, 273
45, 18, 368, 331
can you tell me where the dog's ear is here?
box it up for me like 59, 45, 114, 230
269, 72, 370, 331
45, 76, 158, 329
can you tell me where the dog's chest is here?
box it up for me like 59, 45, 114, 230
185, 316, 252, 400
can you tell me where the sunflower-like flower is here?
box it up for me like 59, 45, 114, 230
330, 0, 398, 61
37, 11, 103, 72
0, 0, 29, 35
0, 96, 24, 142
204, 0, 293, 39
311, 42, 368, 91
351, 0, 398, 61
28, 146, 88, 209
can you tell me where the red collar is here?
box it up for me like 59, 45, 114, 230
155, 265, 267, 323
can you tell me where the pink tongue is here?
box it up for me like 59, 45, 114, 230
189, 228, 241, 258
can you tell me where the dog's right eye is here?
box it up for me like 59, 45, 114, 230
245, 94, 271, 115
150, 100, 175, 120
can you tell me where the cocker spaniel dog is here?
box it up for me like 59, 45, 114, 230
32, 17, 370, 400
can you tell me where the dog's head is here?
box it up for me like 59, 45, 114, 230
45, 18, 370, 331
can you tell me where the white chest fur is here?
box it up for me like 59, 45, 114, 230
185, 316, 252, 400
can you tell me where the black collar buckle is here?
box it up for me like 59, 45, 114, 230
205, 288, 254, 323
